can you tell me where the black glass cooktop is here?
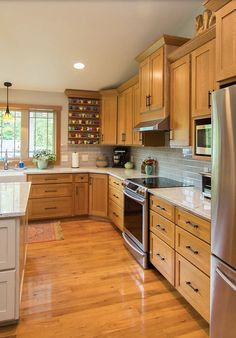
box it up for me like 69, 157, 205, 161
128, 177, 191, 189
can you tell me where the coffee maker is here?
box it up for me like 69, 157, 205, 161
112, 147, 129, 168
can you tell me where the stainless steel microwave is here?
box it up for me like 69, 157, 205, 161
195, 122, 212, 156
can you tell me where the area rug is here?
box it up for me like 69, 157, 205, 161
28, 221, 64, 243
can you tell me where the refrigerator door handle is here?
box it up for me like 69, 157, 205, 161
216, 267, 236, 292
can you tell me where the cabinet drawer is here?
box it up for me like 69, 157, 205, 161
74, 173, 88, 183
175, 226, 210, 276
27, 174, 73, 184
28, 197, 73, 220
150, 210, 175, 248
109, 199, 124, 231
109, 185, 124, 208
30, 183, 72, 199
0, 220, 16, 270
150, 195, 175, 222
175, 208, 211, 244
150, 232, 175, 285
0, 270, 16, 322
176, 253, 210, 322
109, 176, 123, 191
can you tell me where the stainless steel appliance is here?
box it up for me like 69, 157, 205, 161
211, 83, 236, 338
200, 172, 211, 199
123, 177, 190, 269
195, 119, 212, 156
112, 147, 129, 168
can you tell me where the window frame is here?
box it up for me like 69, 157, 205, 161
0, 103, 61, 165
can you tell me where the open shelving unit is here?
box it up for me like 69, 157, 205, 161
65, 89, 101, 145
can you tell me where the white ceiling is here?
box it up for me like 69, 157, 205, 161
0, 0, 202, 93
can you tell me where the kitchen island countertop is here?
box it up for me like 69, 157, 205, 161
0, 182, 31, 218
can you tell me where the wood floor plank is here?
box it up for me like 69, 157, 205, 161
0, 219, 209, 338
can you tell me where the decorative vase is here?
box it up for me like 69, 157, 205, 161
145, 165, 153, 175
37, 159, 48, 170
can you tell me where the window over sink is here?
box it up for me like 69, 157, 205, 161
0, 105, 61, 162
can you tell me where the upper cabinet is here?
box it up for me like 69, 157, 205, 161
100, 90, 118, 145
170, 55, 191, 147
117, 87, 133, 145
216, 1, 236, 82
133, 83, 142, 146
136, 35, 189, 123
191, 39, 216, 117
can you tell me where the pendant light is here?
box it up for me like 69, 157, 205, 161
3, 82, 13, 121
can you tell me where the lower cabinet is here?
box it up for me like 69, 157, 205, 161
175, 253, 210, 322
149, 194, 211, 322
89, 174, 108, 217
74, 174, 89, 216
150, 232, 175, 285
0, 270, 16, 322
108, 176, 124, 231
28, 197, 72, 220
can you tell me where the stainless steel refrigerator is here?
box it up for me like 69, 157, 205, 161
211, 83, 236, 338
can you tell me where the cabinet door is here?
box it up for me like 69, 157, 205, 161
150, 47, 164, 111
216, 1, 236, 82
89, 174, 108, 217
133, 83, 142, 145
124, 87, 133, 145
74, 183, 88, 215
101, 93, 117, 144
0, 270, 15, 322
139, 57, 150, 114
0, 219, 16, 271
191, 40, 216, 117
117, 93, 126, 144
170, 55, 191, 147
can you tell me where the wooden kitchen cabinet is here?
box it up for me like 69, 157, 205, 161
132, 82, 142, 145
74, 183, 89, 215
89, 174, 108, 217
136, 35, 189, 123
117, 87, 133, 145
191, 39, 216, 117
109, 175, 124, 231
100, 89, 118, 144
170, 54, 191, 146
216, 1, 236, 82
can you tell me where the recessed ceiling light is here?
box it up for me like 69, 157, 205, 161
73, 62, 85, 70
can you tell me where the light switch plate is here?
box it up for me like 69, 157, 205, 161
81, 153, 88, 162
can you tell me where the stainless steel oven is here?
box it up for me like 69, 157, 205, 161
195, 120, 211, 156
123, 187, 148, 269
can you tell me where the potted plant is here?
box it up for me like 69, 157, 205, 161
32, 150, 56, 170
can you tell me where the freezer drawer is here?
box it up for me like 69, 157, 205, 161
210, 255, 236, 338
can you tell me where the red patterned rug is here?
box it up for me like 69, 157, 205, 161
28, 221, 64, 243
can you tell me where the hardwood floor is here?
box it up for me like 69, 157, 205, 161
0, 219, 209, 338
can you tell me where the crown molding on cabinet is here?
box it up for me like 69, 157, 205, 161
203, 0, 232, 12
117, 74, 139, 93
135, 35, 189, 63
168, 25, 216, 63
64, 89, 101, 99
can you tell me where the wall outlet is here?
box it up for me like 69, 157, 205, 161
81, 153, 89, 162
61, 154, 68, 162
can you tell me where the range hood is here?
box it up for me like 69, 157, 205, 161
133, 116, 169, 132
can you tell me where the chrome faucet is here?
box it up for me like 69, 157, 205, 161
3, 149, 8, 170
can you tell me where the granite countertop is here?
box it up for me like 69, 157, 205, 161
0, 182, 31, 218
149, 187, 211, 221
24, 166, 154, 180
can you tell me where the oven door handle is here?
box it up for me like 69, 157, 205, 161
123, 189, 146, 205
122, 233, 145, 257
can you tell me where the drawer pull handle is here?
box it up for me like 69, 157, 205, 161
45, 207, 57, 210
114, 182, 119, 186
155, 224, 166, 232
186, 281, 199, 293
113, 212, 119, 218
156, 253, 165, 261
45, 178, 58, 181
45, 190, 57, 193
185, 220, 199, 229
186, 245, 198, 255
156, 205, 166, 211
113, 194, 119, 199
